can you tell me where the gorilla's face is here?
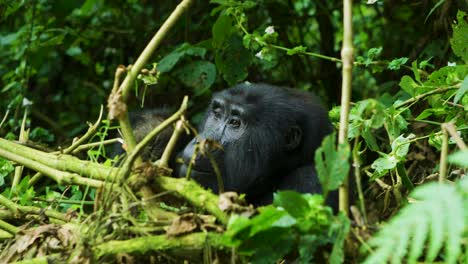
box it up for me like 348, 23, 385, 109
178, 94, 257, 193
202, 98, 248, 145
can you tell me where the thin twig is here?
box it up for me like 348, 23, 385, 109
444, 122, 467, 150
12, 108, 29, 188
0, 109, 9, 129
71, 138, 121, 155
394, 86, 459, 109
60, 105, 104, 154
353, 137, 367, 224
439, 123, 449, 183
157, 119, 186, 169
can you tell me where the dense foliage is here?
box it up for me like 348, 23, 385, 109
0, 0, 467, 263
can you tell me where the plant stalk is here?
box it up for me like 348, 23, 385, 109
338, 0, 354, 215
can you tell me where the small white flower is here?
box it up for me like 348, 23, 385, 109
255, 50, 263, 59
265, 26, 275, 35
22, 97, 33, 106
447, 61, 456, 66
367, 0, 378, 4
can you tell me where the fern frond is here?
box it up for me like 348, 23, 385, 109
363, 180, 467, 264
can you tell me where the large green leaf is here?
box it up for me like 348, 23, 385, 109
273, 191, 309, 219
174, 60, 216, 94
314, 133, 350, 194
215, 34, 252, 85
448, 150, 468, 167
212, 13, 233, 48
454, 76, 468, 104
363, 180, 466, 264
157, 43, 206, 73
450, 11, 468, 63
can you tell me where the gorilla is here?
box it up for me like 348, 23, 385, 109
125, 83, 335, 208
177, 83, 334, 206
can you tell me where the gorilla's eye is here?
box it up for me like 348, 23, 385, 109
213, 108, 222, 118
229, 118, 241, 128
212, 101, 223, 118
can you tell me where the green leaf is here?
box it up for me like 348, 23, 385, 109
298, 235, 320, 263
137, 74, 158, 86
385, 109, 408, 140
286, 45, 307, 55
454, 76, 468, 104
215, 34, 252, 85
314, 133, 351, 193
399, 75, 418, 96
273, 191, 310, 219
424, 65, 468, 87
415, 108, 434, 120
362, 126, 379, 152
367, 47, 382, 59
157, 51, 184, 73
419, 57, 434, 70
78, 0, 104, 15
428, 132, 443, 150
371, 155, 397, 175
157, 43, 206, 73
245, 229, 295, 264
396, 163, 414, 191
0, 158, 14, 186
363, 182, 466, 264
39, 31, 66, 47
411, 60, 421, 83
29, 127, 55, 143
175, 60, 216, 95
224, 214, 252, 243
329, 213, 350, 264
391, 133, 415, 160
450, 11, 468, 63
249, 206, 296, 236
66, 46, 83, 56
212, 13, 233, 48
424, 0, 445, 23
448, 150, 468, 167
1, 81, 21, 93
388, 57, 408, 70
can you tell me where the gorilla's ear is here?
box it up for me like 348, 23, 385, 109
285, 125, 302, 151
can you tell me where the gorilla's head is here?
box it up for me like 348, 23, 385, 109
178, 83, 331, 199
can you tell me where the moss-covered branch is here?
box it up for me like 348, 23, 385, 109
10, 254, 60, 264
154, 176, 228, 225
0, 194, 70, 223
0, 138, 118, 183
0, 218, 19, 234
94, 232, 225, 258
0, 148, 105, 188
1, 138, 228, 224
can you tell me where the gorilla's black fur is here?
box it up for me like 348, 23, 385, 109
176, 83, 334, 207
